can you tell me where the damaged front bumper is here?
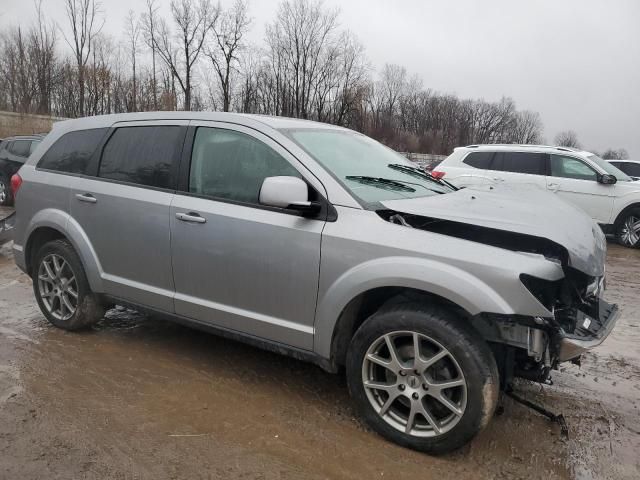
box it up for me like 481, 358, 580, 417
556, 298, 620, 361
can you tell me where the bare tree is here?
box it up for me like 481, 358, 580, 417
601, 148, 629, 160
124, 9, 141, 111
32, 0, 57, 114
62, 0, 104, 116
554, 130, 581, 148
205, 0, 250, 112
141, 0, 160, 110
145, 0, 218, 110
265, 0, 340, 118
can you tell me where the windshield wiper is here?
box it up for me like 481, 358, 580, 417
388, 163, 458, 190
345, 176, 416, 192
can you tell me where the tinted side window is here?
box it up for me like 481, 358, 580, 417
496, 152, 546, 175
550, 155, 597, 181
39, 129, 107, 174
462, 152, 493, 169
189, 127, 301, 204
9, 140, 31, 158
619, 163, 640, 176
99, 126, 183, 189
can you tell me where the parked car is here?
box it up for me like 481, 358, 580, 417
607, 159, 640, 180
0, 134, 45, 206
434, 145, 640, 248
12, 113, 618, 453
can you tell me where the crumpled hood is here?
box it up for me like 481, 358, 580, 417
381, 184, 606, 277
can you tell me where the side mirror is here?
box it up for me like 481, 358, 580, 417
599, 174, 617, 185
259, 176, 321, 216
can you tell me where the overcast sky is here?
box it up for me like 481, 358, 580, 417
1, 0, 639, 157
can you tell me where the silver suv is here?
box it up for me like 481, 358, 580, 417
12, 113, 619, 453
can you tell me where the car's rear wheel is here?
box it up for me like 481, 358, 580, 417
33, 239, 104, 330
0, 177, 11, 206
346, 303, 499, 454
615, 208, 640, 248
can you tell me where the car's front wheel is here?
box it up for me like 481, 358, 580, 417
346, 303, 499, 454
33, 239, 104, 330
616, 208, 640, 248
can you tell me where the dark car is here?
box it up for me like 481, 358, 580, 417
0, 134, 45, 206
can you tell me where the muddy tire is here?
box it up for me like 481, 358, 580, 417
33, 239, 104, 330
0, 176, 11, 206
346, 303, 499, 454
615, 207, 640, 248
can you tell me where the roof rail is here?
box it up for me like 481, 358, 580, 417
554, 146, 581, 152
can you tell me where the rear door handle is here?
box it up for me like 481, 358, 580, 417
75, 193, 97, 203
175, 212, 206, 224
492, 177, 504, 182
548, 182, 560, 192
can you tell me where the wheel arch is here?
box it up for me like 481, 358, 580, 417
613, 201, 640, 227
313, 256, 514, 368
24, 209, 104, 292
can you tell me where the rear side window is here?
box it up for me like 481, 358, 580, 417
492, 152, 546, 175
462, 152, 493, 169
99, 126, 183, 189
9, 140, 31, 158
38, 129, 107, 174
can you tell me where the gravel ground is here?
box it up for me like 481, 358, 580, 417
0, 232, 638, 479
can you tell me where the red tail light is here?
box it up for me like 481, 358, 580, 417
10, 173, 23, 199
431, 170, 446, 179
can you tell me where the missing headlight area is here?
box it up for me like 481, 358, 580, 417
378, 209, 568, 265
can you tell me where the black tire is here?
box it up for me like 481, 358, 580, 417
615, 207, 640, 248
33, 239, 104, 330
0, 176, 12, 206
346, 303, 499, 454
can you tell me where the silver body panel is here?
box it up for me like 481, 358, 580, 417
12, 112, 614, 367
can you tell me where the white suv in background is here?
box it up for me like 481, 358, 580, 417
435, 145, 640, 247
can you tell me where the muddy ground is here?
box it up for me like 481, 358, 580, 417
0, 227, 638, 479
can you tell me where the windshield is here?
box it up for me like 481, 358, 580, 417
587, 154, 632, 181
283, 128, 453, 205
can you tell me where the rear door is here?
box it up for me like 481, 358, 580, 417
488, 151, 548, 189
69, 121, 187, 312
170, 122, 325, 350
546, 154, 614, 222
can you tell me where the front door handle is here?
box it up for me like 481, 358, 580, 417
176, 212, 206, 224
75, 193, 97, 203
492, 177, 504, 182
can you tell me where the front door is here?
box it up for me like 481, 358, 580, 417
546, 154, 614, 223
170, 123, 324, 350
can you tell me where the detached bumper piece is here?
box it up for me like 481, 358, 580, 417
557, 299, 619, 362
0, 212, 15, 245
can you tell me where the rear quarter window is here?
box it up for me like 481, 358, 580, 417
462, 152, 493, 169
38, 128, 108, 175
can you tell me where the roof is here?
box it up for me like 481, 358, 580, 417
454, 143, 593, 156
53, 111, 346, 133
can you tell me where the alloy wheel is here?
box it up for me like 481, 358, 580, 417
37, 254, 79, 321
362, 331, 467, 437
0, 181, 6, 204
621, 215, 640, 246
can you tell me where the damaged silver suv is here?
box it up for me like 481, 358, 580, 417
11, 112, 619, 454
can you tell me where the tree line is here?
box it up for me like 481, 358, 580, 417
0, 0, 627, 157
